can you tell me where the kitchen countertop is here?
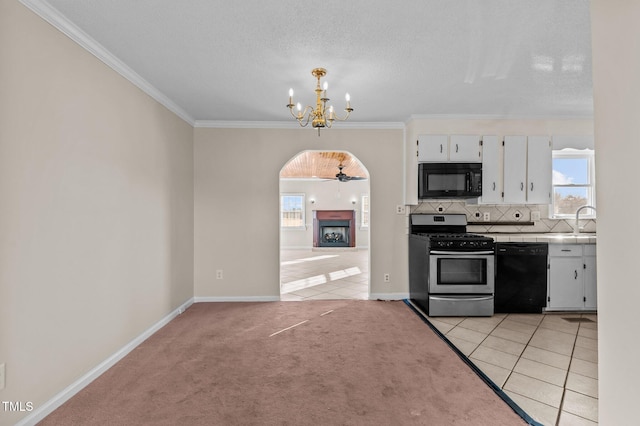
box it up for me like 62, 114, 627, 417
485, 233, 597, 244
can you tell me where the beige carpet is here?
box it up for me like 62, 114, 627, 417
41, 300, 527, 425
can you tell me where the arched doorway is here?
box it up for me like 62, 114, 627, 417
279, 151, 370, 301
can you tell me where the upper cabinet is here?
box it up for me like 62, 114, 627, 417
417, 134, 448, 162
526, 136, 553, 204
480, 136, 502, 204
503, 136, 528, 204
482, 135, 552, 205
418, 134, 482, 162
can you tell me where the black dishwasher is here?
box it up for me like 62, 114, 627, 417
495, 243, 548, 313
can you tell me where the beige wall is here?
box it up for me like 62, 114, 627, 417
194, 128, 406, 300
0, 2, 194, 424
591, 1, 640, 423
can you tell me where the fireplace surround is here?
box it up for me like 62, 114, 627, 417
313, 210, 356, 248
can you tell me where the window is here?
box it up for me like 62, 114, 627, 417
552, 149, 595, 218
361, 195, 369, 228
280, 194, 305, 229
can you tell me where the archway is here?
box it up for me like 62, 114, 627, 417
279, 151, 370, 301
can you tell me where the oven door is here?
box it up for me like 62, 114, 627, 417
429, 250, 495, 294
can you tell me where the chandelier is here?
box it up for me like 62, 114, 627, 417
287, 68, 353, 135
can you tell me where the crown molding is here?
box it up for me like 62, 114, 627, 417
194, 120, 406, 129
408, 113, 594, 121
19, 0, 196, 126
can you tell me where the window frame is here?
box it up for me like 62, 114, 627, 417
551, 149, 596, 219
280, 193, 306, 230
360, 194, 370, 229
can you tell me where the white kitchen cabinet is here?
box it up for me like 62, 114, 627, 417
501, 135, 552, 205
526, 136, 552, 204
584, 244, 597, 309
449, 135, 482, 162
417, 134, 481, 162
417, 134, 448, 162
503, 136, 528, 204
547, 244, 597, 311
480, 135, 502, 204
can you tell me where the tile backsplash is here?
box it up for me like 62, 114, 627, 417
410, 201, 596, 234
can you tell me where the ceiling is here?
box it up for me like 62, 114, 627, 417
281, 151, 368, 180
28, 0, 593, 125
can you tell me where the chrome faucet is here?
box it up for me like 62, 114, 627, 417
574, 205, 596, 235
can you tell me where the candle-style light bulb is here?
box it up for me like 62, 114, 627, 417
288, 88, 294, 106
345, 92, 351, 109
329, 105, 335, 120
323, 82, 328, 90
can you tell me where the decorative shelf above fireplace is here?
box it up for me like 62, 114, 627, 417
313, 210, 356, 248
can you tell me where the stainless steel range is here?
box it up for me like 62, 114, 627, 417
409, 214, 495, 316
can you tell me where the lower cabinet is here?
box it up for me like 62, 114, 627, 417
547, 244, 597, 311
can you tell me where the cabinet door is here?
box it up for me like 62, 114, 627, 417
449, 135, 482, 162
503, 136, 527, 204
418, 135, 448, 162
584, 246, 597, 309
527, 136, 552, 204
549, 256, 584, 309
480, 135, 502, 204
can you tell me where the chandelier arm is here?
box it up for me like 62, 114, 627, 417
329, 109, 353, 122
288, 105, 315, 127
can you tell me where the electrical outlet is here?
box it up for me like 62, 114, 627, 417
483, 212, 490, 222
0, 363, 5, 390
396, 205, 406, 214
383, 273, 390, 283
216, 270, 223, 280
474, 211, 482, 219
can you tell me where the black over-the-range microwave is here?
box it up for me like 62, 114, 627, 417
418, 162, 482, 199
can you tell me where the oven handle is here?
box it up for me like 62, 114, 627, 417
430, 250, 495, 256
429, 295, 494, 302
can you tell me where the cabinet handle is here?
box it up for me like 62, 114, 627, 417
531, 182, 534, 191
456, 144, 459, 153
440, 144, 443, 153
520, 182, 524, 191
574, 270, 578, 280
492, 182, 496, 191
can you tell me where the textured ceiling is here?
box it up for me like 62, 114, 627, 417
32, 0, 593, 123
280, 152, 368, 180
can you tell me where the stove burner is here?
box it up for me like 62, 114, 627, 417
428, 233, 492, 241
426, 232, 495, 250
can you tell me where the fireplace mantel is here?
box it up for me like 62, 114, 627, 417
313, 210, 356, 248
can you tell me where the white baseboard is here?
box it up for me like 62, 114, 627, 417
369, 293, 410, 301
16, 297, 195, 426
194, 296, 281, 302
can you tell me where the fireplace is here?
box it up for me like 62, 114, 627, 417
313, 210, 356, 248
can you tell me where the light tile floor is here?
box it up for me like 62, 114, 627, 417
280, 248, 369, 301
280, 249, 598, 425
426, 312, 598, 426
